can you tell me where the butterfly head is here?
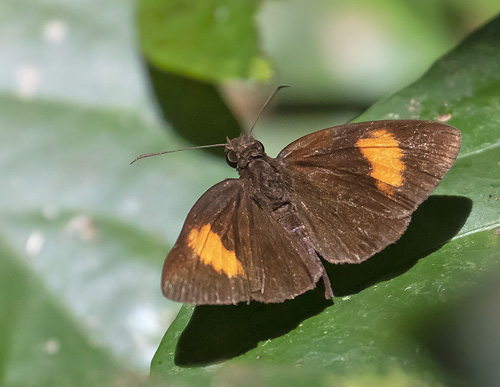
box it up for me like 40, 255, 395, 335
225, 134, 266, 170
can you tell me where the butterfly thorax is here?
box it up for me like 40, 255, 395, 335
225, 135, 291, 211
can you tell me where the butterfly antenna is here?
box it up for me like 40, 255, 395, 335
130, 143, 226, 165
248, 85, 289, 136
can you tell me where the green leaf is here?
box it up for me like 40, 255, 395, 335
138, 0, 271, 82
0, 0, 233, 384
0, 94, 230, 384
0, 238, 122, 386
151, 14, 500, 385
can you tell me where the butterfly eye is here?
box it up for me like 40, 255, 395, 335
226, 150, 238, 168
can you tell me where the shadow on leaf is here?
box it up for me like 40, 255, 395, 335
145, 62, 241, 156
174, 287, 332, 366
174, 195, 471, 366
327, 195, 472, 296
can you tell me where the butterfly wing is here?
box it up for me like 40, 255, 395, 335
162, 179, 325, 305
277, 120, 461, 264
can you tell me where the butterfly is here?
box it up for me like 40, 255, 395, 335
159, 119, 461, 305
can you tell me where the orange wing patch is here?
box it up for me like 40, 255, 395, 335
188, 224, 245, 278
356, 129, 405, 195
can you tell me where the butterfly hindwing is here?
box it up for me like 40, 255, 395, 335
162, 179, 324, 305
277, 120, 461, 264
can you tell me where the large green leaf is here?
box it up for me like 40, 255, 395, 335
150, 14, 500, 385
0, 238, 122, 386
0, 93, 232, 384
138, 0, 271, 82
0, 0, 230, 384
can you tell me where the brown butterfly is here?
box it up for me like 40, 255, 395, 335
150, 117, 461, 305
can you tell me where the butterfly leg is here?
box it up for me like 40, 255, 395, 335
321, 270, 333, 299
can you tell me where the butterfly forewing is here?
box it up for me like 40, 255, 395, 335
162, 180, 247, 304
278, 120, 461, 264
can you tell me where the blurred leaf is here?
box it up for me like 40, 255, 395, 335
0, 0, 235, 384
420, 272, 500, 386
0, 0, 149, 110
150, 13, 500, 385
138, 0, 271, 82
0, 93, 234, 384
0, 237, 122, 386
257, 0, 491, 106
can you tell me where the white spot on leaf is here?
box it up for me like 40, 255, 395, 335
43, 338, 60, 355
43, 19, 67, 43
15, 65, 41, 100
26, 231, 44, 256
